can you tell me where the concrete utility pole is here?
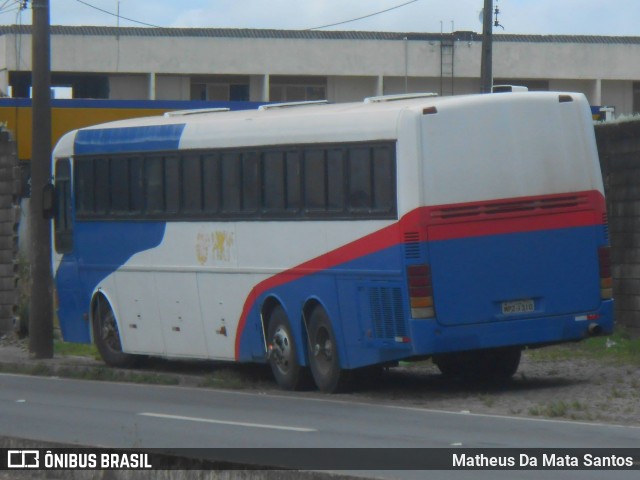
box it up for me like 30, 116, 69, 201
480, 0, 493, 93
29, 0, 53, 358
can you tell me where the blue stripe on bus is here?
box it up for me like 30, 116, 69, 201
74, 124, 186, 155
236, 224, 612, 368
56, 221, 166, 343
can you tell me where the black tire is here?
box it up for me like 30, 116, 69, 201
266, 305, 310, 391
433, 347, 521, 381
93, 296, 137, 368
307, 306, 352, 393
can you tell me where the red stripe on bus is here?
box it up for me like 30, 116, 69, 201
426, 190, 605, 241
233, 209, 423, 358
234, 190, 606, 359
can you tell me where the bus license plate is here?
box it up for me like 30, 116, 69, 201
502, 299, 535, 315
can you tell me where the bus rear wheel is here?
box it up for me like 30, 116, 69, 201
307, 307, 352, 393
433, 347, 521, 381
93, 296, 137, 368
267, 306, 309, 391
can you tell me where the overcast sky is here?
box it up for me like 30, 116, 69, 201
1, 0, 638, 36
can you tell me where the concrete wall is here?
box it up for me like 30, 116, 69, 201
0, 129, 19, 335
32, 34, 640, 82
156, 75, 190, 101
596, 119, 640, 337
3, 30, 640, 114
601, 80, 634, 114
108, 74, 149, 100
493, 41, 640, 81
327, 76, 378, 102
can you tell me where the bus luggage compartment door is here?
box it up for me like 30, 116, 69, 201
427, 224, 601, 327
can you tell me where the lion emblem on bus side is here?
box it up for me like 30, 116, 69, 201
196, 231, 211, 265
196, 230, 236, 265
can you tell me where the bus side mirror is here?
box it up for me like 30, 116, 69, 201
42, 183, 55, 220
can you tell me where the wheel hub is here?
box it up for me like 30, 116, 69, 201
313, 327, 333, 375
271, 327, 292, 374
101, 312, 122, 352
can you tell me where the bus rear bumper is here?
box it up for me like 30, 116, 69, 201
409, 300, 614, 356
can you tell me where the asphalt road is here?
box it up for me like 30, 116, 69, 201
1, 373, 639, 479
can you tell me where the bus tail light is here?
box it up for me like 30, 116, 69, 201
599, 246, 613, 300
407, 264, 435, 318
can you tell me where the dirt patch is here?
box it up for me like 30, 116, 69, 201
350, 354, 640, 426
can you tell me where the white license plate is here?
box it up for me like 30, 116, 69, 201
501, 299, 535, 315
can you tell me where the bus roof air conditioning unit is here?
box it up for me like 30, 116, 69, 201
492, 85, 529, 93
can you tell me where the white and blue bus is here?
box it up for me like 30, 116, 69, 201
51, 91, 613, 392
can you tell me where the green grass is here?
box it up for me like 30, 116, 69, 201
53, 340, 100, 359
198, 372, 247, 390
529, 400, 594, 420
0, 360, 180, 386
526, 329, 640, 365
56, 366, 180, 385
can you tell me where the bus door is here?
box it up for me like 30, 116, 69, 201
53, 158, 88, 342
53, 159, 73, 254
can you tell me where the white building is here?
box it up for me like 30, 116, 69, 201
1, 25, 639, 114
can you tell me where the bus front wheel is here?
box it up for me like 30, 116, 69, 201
267, 306, 309, 391
307, 307, 352, 393
92, 297, 137, 368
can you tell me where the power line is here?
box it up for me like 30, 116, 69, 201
307, 0, 421, 31
0, 0, 22, 12
74, 0, 162, 28
0, 7, 20, 16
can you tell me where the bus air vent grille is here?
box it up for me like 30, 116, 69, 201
369, 287, 407, 340
431, 194, 589, 221
404, 232, 421, 259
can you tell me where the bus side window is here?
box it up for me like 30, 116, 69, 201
110, 157, 130, 214
129, 156, 144, 214
285, 151, 301, 213
94, 158, 109, 215
75, 158, 94, 215
202, 154, 220, 214
327, 149, 345, 212
372, 146, 395, 213
164, 155, 180, 214
54, 158, 73, 254
262, 151, 285, 213
145, 156, 164, 214
304, 149, 326, 212
348, 147, 372, 212
221, 152, 241, 213
242, 152, 259, 213
182, 154, 203, 214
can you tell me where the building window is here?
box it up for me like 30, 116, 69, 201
190, 81, 249, 101
270, 76, 326, 102
270, 85, 326, 102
